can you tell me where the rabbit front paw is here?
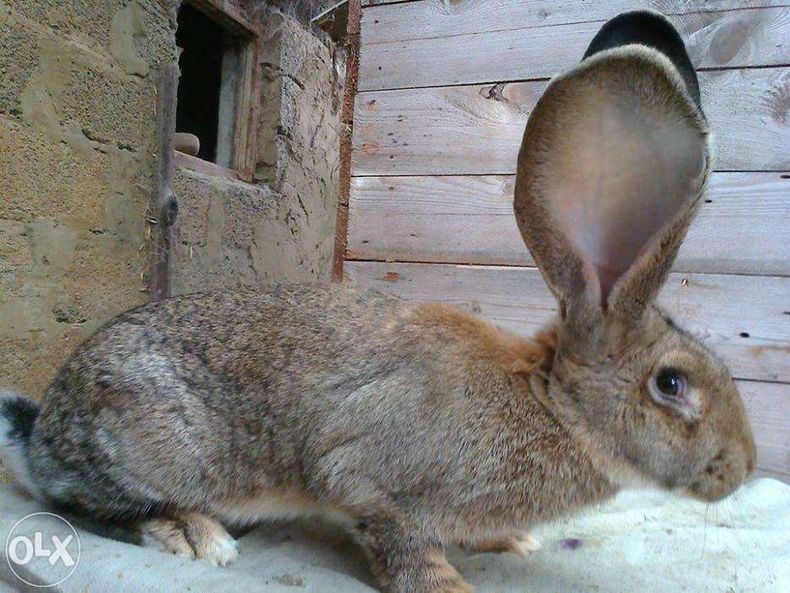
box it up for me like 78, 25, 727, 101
138, 512, 239, 567
462, 532, 541, 557
356, 516, 473, 593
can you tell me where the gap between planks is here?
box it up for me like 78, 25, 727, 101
344, 258, 790, 281
345, 260, 790, 279
353, 62, 790, 95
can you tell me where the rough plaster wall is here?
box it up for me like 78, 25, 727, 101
172, 6, 343, 292
257, 9, 343, 279
1, 0, 342, 400
0, 0, 179, 399
0, 2, 341, 486
172, 166, 329, 292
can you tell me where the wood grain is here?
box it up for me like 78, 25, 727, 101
362, 0, 787, 45
189, 0, 259, 36
334, 0, 363, 281
740, 380, 790, 479
348, 172, 790, 275
353, 68, 790, 174
351, 1, 790, 480
151, 62, 179, 301
344, 262, 790, 383
359, 6, 790, 90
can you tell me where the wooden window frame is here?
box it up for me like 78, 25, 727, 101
174, 0, 261, 183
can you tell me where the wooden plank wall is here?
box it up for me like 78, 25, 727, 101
347, 0, 790, 481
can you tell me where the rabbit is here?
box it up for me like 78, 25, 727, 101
0, 11, 756, 593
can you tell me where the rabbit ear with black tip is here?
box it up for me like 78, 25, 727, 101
514, 11, 710, 327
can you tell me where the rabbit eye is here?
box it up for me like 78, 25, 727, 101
650, 369, 687, 400
647, 369, 702, 422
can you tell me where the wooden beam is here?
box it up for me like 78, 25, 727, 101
358, 6, 790, 90
216, 44, 240, 168
333, 0, 363, 281
347, 172, 790, 276
232, 33, 261, 182
150, 62, 180, 301
345, 261, 790, 384
352, 68, 790, 174
186, 0, 259, 38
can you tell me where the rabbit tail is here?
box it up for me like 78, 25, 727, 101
0, 391, 42, 499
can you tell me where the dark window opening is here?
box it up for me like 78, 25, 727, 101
175, 2, 242, 166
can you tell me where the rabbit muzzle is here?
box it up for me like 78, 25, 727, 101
687, 437, 757, 502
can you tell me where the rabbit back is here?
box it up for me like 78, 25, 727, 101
25, 283, 608, 537
27, 285, 409, 518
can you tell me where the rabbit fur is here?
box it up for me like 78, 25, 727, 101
1, 11, 756, 593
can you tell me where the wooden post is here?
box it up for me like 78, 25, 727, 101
150, 61, 179, 301
332, 0, 361, 282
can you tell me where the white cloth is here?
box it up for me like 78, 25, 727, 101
0, 478, 787, 592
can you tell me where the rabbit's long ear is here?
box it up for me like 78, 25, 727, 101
514, 11, 710, 326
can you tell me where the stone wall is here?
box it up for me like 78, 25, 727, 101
0, 0, 178, 398
0, 0, 343, 400
172, 6, 343, 293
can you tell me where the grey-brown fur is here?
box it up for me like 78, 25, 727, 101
18, 286, 617, 590
26, 286, 610, 523
0, 12, 756, 593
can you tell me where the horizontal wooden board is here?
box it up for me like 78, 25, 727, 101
352, 68, 790, 174
344, 262, 790, 383
363, 0, 785, 45
362, 1, 790, 44
359, 6, 790, 90
347, 173, 790, 275
739, 380, 790, 479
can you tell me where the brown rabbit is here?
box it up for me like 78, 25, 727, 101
0, 11, 755, 593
